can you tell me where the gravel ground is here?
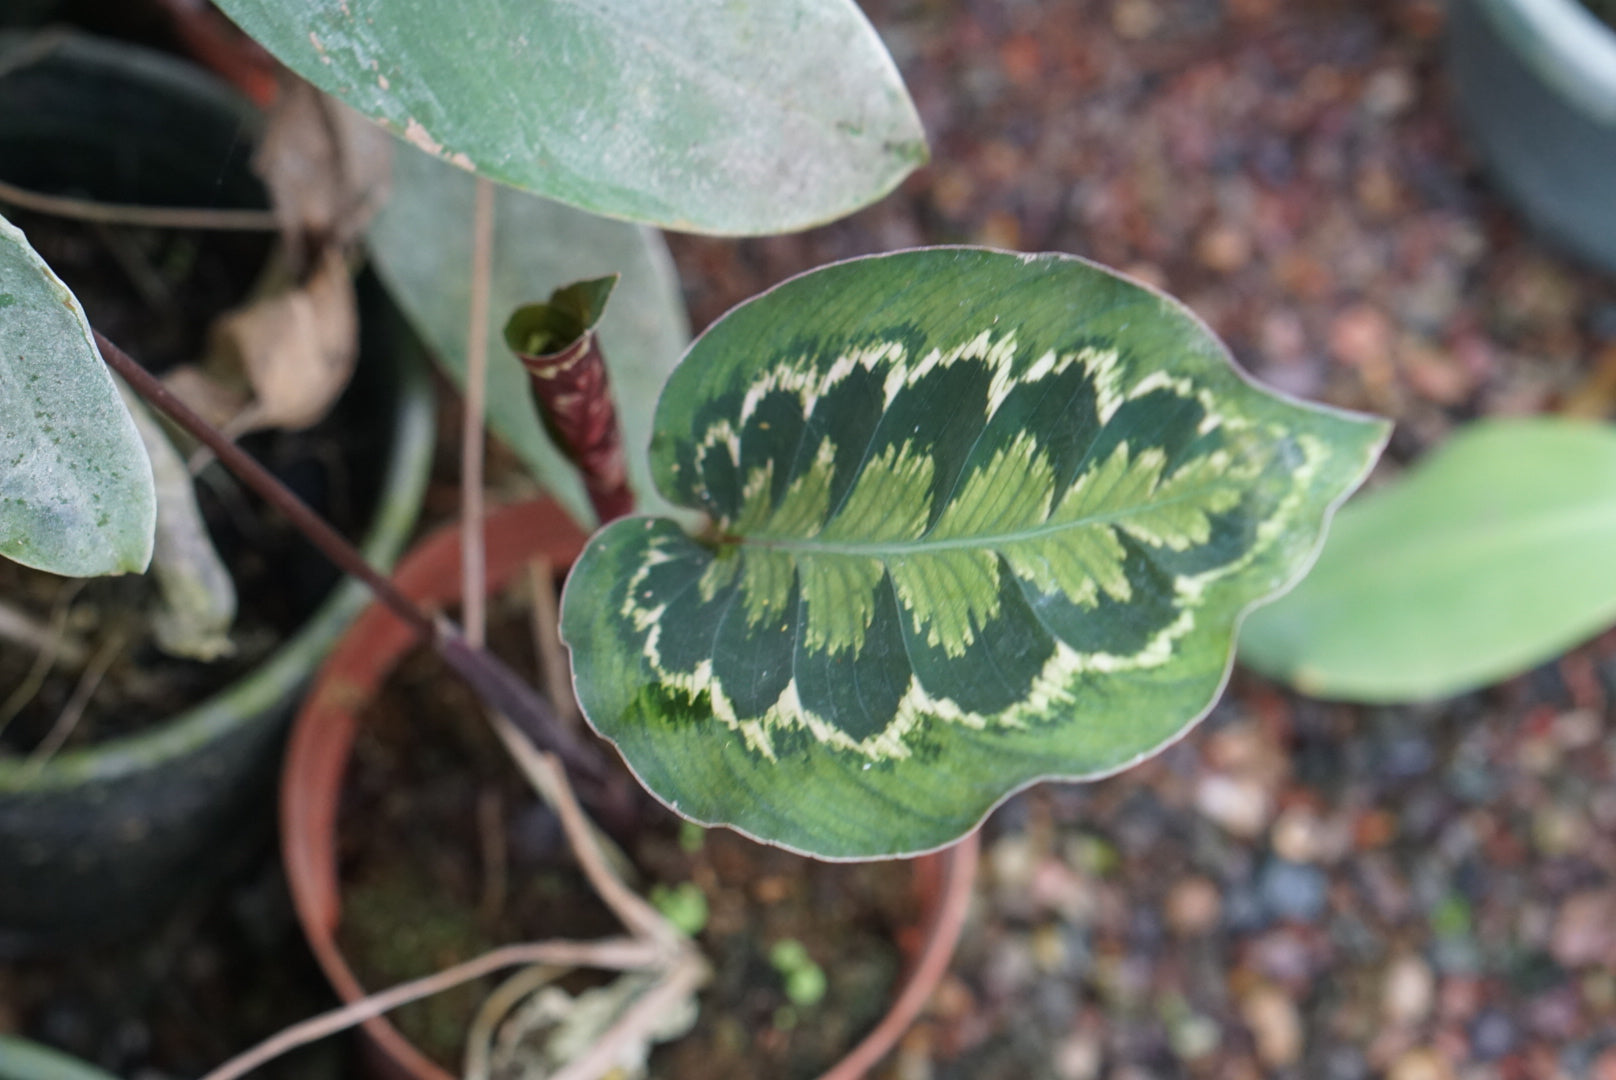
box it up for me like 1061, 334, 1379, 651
668, 1, 1616, 1078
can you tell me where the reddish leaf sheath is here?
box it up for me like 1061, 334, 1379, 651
505, 276, 634, 524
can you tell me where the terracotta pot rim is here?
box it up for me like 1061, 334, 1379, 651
280, 496, 978, 1080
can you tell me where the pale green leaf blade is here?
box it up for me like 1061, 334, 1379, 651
212, 0, 927, 235
562, 248, 1387, 858
366, 142, 689, 526
0, 213, 154, 576
1239, 418, 1616, 703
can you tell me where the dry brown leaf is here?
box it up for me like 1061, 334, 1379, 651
210, 245, 358, 431
253, 77, 392, 254
160, 364, 250, 431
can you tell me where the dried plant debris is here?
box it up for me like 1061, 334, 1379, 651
208, 244, 359, 433
480, 971, 698, 1080
253, 76, 392, 254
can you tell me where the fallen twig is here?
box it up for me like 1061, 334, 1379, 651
0, 177, 280, 231
0, 597, 88, 669
461, 176, 496, 648
24, 628, 128, 769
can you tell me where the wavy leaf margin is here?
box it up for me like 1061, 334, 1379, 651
562, 248, 1388, 858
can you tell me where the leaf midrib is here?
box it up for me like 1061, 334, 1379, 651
734, 484, 1228, 558
1299, 499, 1616, 599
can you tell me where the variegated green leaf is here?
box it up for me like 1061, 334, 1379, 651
561, 248, 1388, 858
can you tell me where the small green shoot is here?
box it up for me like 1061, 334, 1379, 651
769, 939, 827, 1008
649, 882, 709, 937
678, 821, 706, 854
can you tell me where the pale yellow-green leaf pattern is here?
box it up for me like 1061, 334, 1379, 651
563, 248, 1387, 857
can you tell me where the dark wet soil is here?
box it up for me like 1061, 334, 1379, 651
335, 602, 913, 1079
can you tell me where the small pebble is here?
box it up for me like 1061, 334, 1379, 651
1363, 67, 1417, 117
1197, 223, 1252, 272
1384, 954, 1436, 1026
1272, 805, 1347, 864
1469, 1010, 1516, 1060
1552, 891, 1616, 968
1241, 985, 1303, 1067
1166, 876, 1222, 935
1111, 0, 1162, 39
1259, 859, 1330, 923
1388, 1048, 1454, 1080
1329, 303, 1394, 369
1324, 1045, 1371, 1080
1054, 1030, 1102, 1080
1170, 1012, 1222, 1060
1195, 773, 1274, 837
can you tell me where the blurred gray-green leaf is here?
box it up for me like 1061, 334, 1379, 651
212, 0, 927, 234
0, 213, 153, 577
1239, 418, 1616, 702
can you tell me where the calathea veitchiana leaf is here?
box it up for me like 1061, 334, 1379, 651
561, 248, 1388, 858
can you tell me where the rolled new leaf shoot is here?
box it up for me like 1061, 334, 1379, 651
507, 276, 634, 523
562, 248, 1388, 858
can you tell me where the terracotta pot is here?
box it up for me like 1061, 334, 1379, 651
281, 498, 980, 1080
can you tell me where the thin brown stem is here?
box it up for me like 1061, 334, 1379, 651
485, 714, 658, 939
461, 176, 496, 648
477, 788, 509, 923
817, 832, 981, 1080
0, 177, 280, 231
528, 557, 581, 729
95, 331, 433, 640
98, 330, 605, 778
24, 627, 127, 770
0, 598, 88, 669
0, 583, 87, 735
196, 938, 664, 1080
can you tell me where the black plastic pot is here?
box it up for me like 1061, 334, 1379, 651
0, 34, 436, 953
1448, 0, 1616, 272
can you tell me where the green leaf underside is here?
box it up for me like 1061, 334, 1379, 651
366, 141, 690, 526
1239, 418, 1616, 703
213, 0, 927, 235
562, 249, 1386, 858
0, 213, 154, 576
